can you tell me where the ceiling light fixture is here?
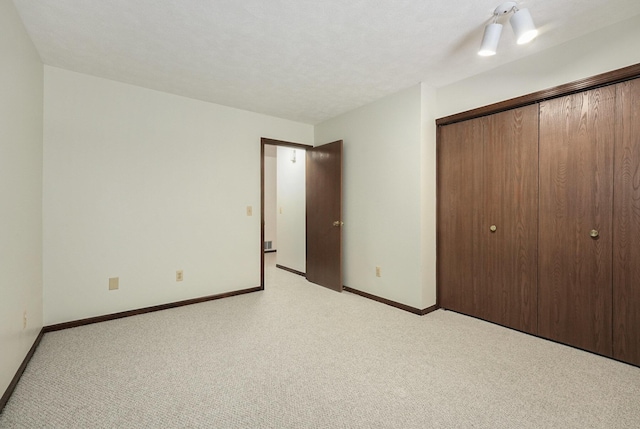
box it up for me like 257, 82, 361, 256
478, 2, 538, 56
478, 19, 503, 56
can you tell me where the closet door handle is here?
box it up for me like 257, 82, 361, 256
490, 225, 497, 233
589, 229, 599, 238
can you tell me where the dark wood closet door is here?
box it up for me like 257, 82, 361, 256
538, 87, 615, 356
480, 105, 539, 334
438, 118, 483, 315
613, 79, 640, 366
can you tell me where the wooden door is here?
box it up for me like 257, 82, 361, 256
480, 105, 539, 334
613, 78, 640, 366
438, 118, 484, 315
306, 140, 343, 291
538, 87, 615, 356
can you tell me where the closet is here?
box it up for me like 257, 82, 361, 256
437, 75, 640, 367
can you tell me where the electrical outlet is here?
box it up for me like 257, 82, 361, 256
246, 206, 253, 216
109, 277, 119, 290
376, 266, 381, 277
176, 270, 184, 282
23, 310, 27, 329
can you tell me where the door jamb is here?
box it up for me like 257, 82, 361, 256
260, 138, 313, 289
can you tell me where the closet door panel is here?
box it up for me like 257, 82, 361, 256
438, 118, 483, 315
613, 79, 640, 366
481, 105, 539, 334
539, 88, 615, 356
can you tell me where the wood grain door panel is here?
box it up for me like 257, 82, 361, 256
438, 118, 483, 315
481, 105, 539, 334
306, 140, 343, 292
538, 87, 615, 356
613, 79, 640, 366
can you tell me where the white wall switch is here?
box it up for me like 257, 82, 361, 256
109, 277, 119, 290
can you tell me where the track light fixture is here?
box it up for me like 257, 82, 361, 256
478, 2, 538, 56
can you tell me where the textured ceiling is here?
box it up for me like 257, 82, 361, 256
12, 0, 640, 124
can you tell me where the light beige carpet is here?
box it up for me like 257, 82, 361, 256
1, 253, 639, 428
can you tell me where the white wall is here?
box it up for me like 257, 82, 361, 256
264, 146, 277, 251
315, 85, 425, 309
43, 66, 313, 325
436, 14, 640, 118
420, 83, 437, 309
0, 0, 44, 396
276, 147, 306, 273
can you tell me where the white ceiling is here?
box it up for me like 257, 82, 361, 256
12, 0, 640, 124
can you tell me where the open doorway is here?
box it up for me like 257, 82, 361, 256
260, 138, 312, 288
260, 137, 344, 291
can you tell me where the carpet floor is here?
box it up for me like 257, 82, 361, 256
1, 254, 639, 428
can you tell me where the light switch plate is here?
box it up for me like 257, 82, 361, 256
109, 277, 119, 290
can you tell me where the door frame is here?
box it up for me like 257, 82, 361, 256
260, 137, 313, 288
